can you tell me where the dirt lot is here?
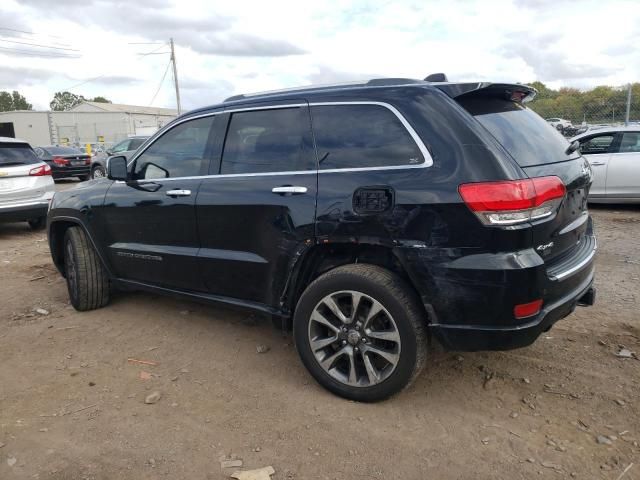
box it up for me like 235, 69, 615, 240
1, 182, 639, 480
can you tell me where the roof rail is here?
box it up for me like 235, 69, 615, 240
224, 80, 368, 103
223, 77, 429, 103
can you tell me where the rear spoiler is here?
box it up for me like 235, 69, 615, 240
432, 82, 537, 103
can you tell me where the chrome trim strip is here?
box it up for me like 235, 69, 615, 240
125, 100, 433, 183
549, 238, 597, 281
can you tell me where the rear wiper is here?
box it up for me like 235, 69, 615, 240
565, 140, 580, 155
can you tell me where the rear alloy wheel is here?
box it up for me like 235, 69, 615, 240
64, 226, 110, 311
91, 166, 106, 179
294, 264, 427, 402
28, 216, 46, 230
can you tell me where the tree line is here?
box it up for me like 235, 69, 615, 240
0, 91, 111, 112
527, 81, 639, 124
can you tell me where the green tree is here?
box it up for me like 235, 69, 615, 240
50, 91, 86, 111
0, 90, 33, 111
90, 96, 111, 103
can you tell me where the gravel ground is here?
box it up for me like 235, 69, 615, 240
0, 181, 639, 480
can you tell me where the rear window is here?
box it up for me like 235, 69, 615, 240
0, 143, 40, 166
46, 146, 83, 155
129, 138, 146, 150
459, 97, 577, 167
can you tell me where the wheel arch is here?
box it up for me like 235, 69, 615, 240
48, 217, 112, 278
280, 241, 430, 329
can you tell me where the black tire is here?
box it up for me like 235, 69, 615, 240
78, 174, 91, 181
28, 216, 46, 230
63, 226, 110, 311
293, 264, 427, 402
91, 166, 106, 179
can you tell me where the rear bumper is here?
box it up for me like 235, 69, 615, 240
0, 200, 49, 222
396, 224, 597, 351
430, 273, 595, 351
52, 166, 90, 178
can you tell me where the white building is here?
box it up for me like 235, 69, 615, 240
0, 102, 177, 147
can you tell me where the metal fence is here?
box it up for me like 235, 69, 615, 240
527, 83, 639, 137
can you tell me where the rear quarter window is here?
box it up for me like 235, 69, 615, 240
311, 104, 424, 170
0, 143, 40, 166
459, 97, 577, 167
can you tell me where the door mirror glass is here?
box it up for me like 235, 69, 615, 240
107, 155, 128, 181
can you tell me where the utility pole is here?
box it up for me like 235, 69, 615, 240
170, 38, 182, 115
625, 83, 632, 125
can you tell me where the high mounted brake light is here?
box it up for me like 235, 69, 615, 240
458, 176, 566, 226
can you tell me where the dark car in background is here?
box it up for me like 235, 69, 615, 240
47, 77, 596, 402
34, 146, 91, 181
90, 136, 149, 179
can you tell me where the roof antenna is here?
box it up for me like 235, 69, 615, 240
424, 73, 448, 82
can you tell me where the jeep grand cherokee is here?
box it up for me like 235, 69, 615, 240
47, 76, 596, 402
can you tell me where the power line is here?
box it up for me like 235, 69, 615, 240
60, 45, 170, 91
0, 27, 69, 42
149, 59, 172, 106
0, 37, 80, 52
0, 46, 80, 58
64, 74, 113, 90
137, 43, 170, 57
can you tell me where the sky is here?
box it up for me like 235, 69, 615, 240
1, 0, 639, 111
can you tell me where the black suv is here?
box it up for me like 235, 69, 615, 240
47, 77, 596, 402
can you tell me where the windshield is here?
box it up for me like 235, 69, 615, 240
458, 97, 578, 167
0, 143, 40, 166
46, 146, 83, 155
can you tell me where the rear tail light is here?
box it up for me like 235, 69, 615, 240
29, 164, 52, 176
52, 156, 69, 166
458, 176, 566, 226
85, 158, 91, 165
514, 299, 543, 319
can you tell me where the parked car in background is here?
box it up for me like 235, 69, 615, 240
0, 137, 54, 229
90, 136, 148, 179
34, 146, 91, 181
546, 118, 572, 132
572, 126, 640, 203
47, 77, 596, 401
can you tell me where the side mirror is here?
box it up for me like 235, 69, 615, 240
107, 156, 129, 181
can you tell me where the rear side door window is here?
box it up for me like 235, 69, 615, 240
310, 104, 424, 170
220, 107, 313, 174
579, 134, 615, 155
618, 132, 640, 153
133, 116, 216, 180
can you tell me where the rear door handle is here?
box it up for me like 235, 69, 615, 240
166, 189, 191, 197
272, 186, 308, 195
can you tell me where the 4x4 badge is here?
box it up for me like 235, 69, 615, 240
536, 241, 554, 253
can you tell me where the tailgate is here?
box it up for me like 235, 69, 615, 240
522, 157, 593, 264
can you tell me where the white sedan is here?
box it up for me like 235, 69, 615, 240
572, 126, 640, 203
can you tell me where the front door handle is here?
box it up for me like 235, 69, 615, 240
590, 161, 606, 166
166, 189, 191, 197
272, 186, 308, 195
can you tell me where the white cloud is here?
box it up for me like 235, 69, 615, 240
0, 0, 638, 111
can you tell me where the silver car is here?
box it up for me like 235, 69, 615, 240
0, 137, 55, 229
572, 126, 640, 203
